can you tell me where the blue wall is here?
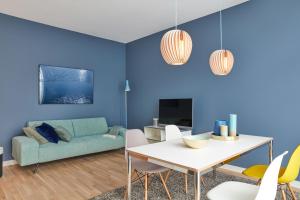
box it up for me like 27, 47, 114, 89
0, 13, 126, 160
126, 0, 300, 169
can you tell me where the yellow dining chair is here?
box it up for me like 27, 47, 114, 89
242, 145, 300, 200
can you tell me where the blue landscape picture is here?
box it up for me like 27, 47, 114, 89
39, 65, 94, 104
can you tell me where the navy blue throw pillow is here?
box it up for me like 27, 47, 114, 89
35, 123, 59, 143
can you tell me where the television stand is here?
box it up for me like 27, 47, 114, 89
144, 125, 192, 141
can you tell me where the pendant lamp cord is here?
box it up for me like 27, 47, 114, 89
219, 0, 223, 50
175, 0, 178, 30
220, 10, 223, 49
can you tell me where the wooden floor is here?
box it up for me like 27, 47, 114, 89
0, 150, 127, 200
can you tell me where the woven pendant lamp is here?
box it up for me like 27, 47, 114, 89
160, 30, 192, 65
160, 0, 193, 66
209, 8, 234, 76
210, 49, 234, 75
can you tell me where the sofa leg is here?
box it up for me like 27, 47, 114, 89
33, 163, 39, 174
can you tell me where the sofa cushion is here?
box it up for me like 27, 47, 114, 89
38, 134, 124, 163
35, 123, 59, 143
55, 126, 72, 142
39, 138, 87, 163
28, 119, 75, 137
22, 127, 48, 144
72, 117, 108, 137
79, 135, 124, 153
107, 126, 126, 137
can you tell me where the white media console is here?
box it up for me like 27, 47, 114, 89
144, 125, 192, 141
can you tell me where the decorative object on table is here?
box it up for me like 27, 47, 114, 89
212, 114, 239, 141
153, 118, 159, 127
182, 134, 210, 149
209, 1, 234, 76
213, 120, 227, 136
124, 80, 130, 128
220, 125, 228, 137
211, 134, 239, 141
229, 114, 237, 136
39, 65, 94, 104
160, 0, 192, 66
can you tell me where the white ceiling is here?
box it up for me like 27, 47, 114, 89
0, 0, 248, 43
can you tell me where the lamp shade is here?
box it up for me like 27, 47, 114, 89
124, 80, 130, 92
209, 49, 234, 76
160, 30, 192, 65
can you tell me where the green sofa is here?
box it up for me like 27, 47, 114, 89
12, 117, 125, 166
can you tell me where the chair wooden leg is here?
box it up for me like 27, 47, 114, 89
201, 177, 206, 188
185, 174, 188, 194
124, 186, 127, 200
256, 179, 261, 186
159, 173, 172, 200
164, 170, 171, 183
144, 173, 148, 200
287, 183, 297, 200
213, 167, 217, 180
281, 187, 287, 200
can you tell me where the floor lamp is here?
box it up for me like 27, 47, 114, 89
124, 80, 130, 128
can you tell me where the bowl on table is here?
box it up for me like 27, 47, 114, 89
182, 134, 211, 149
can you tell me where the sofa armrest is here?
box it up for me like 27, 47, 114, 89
12, 136, 39, 166
107, 126, 127, 137
118, 127, 127, 138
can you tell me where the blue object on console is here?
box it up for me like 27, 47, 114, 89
35, 123, 59, 143
214, 120, 227, 136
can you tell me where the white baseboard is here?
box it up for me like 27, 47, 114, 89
3, 160, 17, 167
219, 164, 300, 192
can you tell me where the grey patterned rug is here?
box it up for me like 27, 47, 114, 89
91, 171, 298, 200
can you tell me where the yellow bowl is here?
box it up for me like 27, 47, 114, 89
182, 134, 210, 149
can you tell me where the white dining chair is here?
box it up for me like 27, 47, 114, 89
165, 125, 206, 193
207, 151, 288, 200
124, 129, 172, 200
165, 125, 186, 193
165, 125, 182, 141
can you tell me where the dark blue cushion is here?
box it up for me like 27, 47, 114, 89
35, 123, 59, 143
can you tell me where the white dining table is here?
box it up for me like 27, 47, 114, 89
126, 133, 273, 200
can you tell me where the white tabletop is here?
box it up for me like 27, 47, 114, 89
127, 134, 272, 172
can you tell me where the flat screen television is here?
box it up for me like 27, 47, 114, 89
159, 98, 193, 129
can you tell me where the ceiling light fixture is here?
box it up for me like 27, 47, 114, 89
160, 0, 193, 66
209, 3, 234, 76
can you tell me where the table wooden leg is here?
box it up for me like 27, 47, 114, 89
185, 174, 188, 194
127, 155, 132, 200
213, 167, 216, 180
144, 173, 148, 200
194, 171, 201, 200
269, 140, 273, 163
